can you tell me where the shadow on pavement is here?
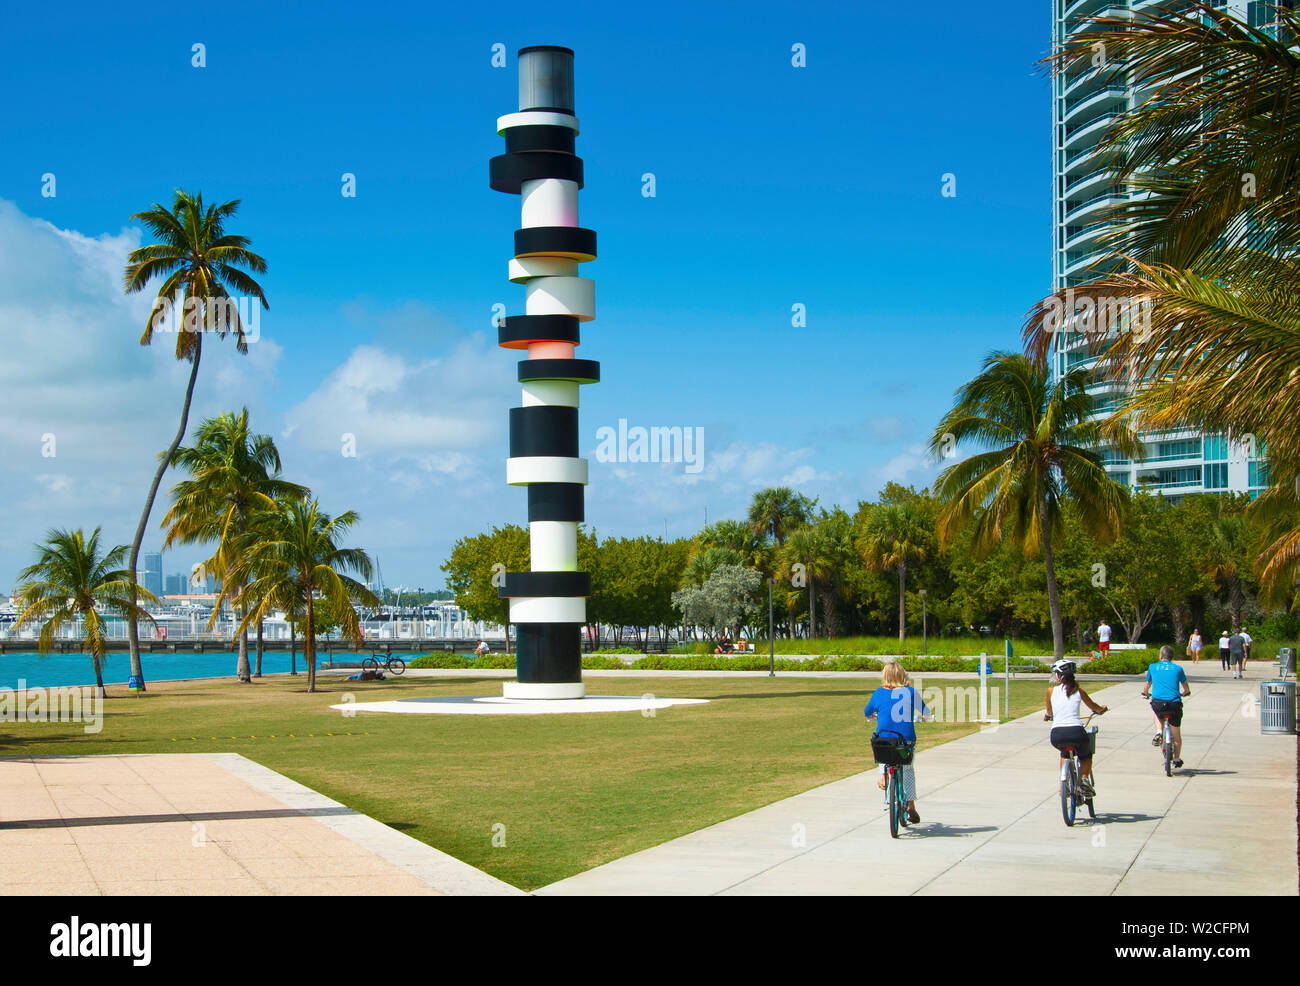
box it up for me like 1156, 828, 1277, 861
904, 823, 999, 837
1093, 811, 1164, 824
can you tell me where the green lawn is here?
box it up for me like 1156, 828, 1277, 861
1, 673, 1048, 890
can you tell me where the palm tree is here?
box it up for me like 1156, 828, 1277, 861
218, 497, 379, 693
14, 529, 156, 698
781, 521, 836, 638
1202, 503, 1254, 628
748, 487, 815, 636
858, 503, 930, 644
160, 409, 305, 682
121, 190, 269, 690
1023, 2, 1300, 595
929, 352, 1136, 659
747, 487, 815, 550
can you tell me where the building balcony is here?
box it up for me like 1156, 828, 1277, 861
1063, 166, 1115, 198
1064, 190, 1126, 224
1065, 112, 1119, 149
1065, 87, 1129, 122
1063, 0, 1115, 21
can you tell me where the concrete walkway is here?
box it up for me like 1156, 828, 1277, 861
537, 666, 1298, 895
0, 753, 522, 896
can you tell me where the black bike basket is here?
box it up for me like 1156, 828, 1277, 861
1085, 726, 1098, 758
871, 733, 914, 766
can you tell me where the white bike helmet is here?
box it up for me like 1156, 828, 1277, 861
1052, 659, 1077, 675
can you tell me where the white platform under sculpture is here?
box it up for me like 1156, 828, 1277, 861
329, 695, 710, 716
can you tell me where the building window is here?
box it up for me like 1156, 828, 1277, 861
1203, 434, 1228, 461
1249, 461, 1271, 488
1205, 462, 1228, 490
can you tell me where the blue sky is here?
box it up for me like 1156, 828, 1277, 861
0, 0, 1052, 591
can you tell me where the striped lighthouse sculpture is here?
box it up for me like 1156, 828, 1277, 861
490, 46, 597, 699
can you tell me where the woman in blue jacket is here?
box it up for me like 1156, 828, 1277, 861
865, 661, 933, 823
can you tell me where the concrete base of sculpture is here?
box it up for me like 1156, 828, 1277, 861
329, 695, 709, 716
502, 680, 586, 700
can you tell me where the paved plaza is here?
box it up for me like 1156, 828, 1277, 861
0, 752, 521, 896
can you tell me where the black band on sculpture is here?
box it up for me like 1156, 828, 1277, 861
499, 571, 591, 598
527, 483, 585, 522
489, 152, 584, 194
505, 126, 576, 154
518, 359, 600, 384
509, 405, 578, 457
514, 623, 584, 683
514, 226, 596, 261
498, 315, 580, 349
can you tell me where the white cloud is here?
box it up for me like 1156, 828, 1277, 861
0, 199, 281, 586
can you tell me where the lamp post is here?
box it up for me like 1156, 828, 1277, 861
767, 577, 775, 677
920, 588, 928, 657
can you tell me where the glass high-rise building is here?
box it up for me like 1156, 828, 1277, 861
140, 551, 164, 598
1051, 0, 1273, 499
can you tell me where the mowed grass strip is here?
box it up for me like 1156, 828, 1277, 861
0, 674, 1048, 889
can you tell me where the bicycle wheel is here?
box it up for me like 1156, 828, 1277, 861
897, 774, 911, 828
887, 770, 900, 838
1163, 722, 1172, 777
1061, 759, 1077, 827
361, 656, 379, 673
386, 656, 406, 676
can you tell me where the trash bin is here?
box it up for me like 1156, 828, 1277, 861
1259, 680, 1297, 735
1278, 647, 1296, 679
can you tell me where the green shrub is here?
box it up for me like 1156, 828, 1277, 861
1080, 652, 1158, 675
407, 653, 517, 670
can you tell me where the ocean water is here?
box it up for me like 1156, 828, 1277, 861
0, 650, 313, 689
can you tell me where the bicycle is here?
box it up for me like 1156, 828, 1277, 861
1056, 712, 1100, 828
361, 652, 407, 676
870, 732, 914, 839
1148, 695, 1187, 777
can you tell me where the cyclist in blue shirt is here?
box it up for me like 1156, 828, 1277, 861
865, 662, 933, 823
1141, 644, 1191, 768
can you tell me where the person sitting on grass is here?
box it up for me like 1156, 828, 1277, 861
864, 661, 933, 824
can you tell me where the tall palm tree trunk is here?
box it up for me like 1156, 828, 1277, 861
255, 619, 264, 677
809, 576, 817, 638
127, 338, 202, 692
1039, 498, 1065, 660
236, 617, 251, 682
305, 596, 317, 693
897, 561, 907, 644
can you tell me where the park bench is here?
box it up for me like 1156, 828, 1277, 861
1007, 662, 1042, 677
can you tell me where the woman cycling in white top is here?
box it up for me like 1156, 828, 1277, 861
1044, 659, 1108, 796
